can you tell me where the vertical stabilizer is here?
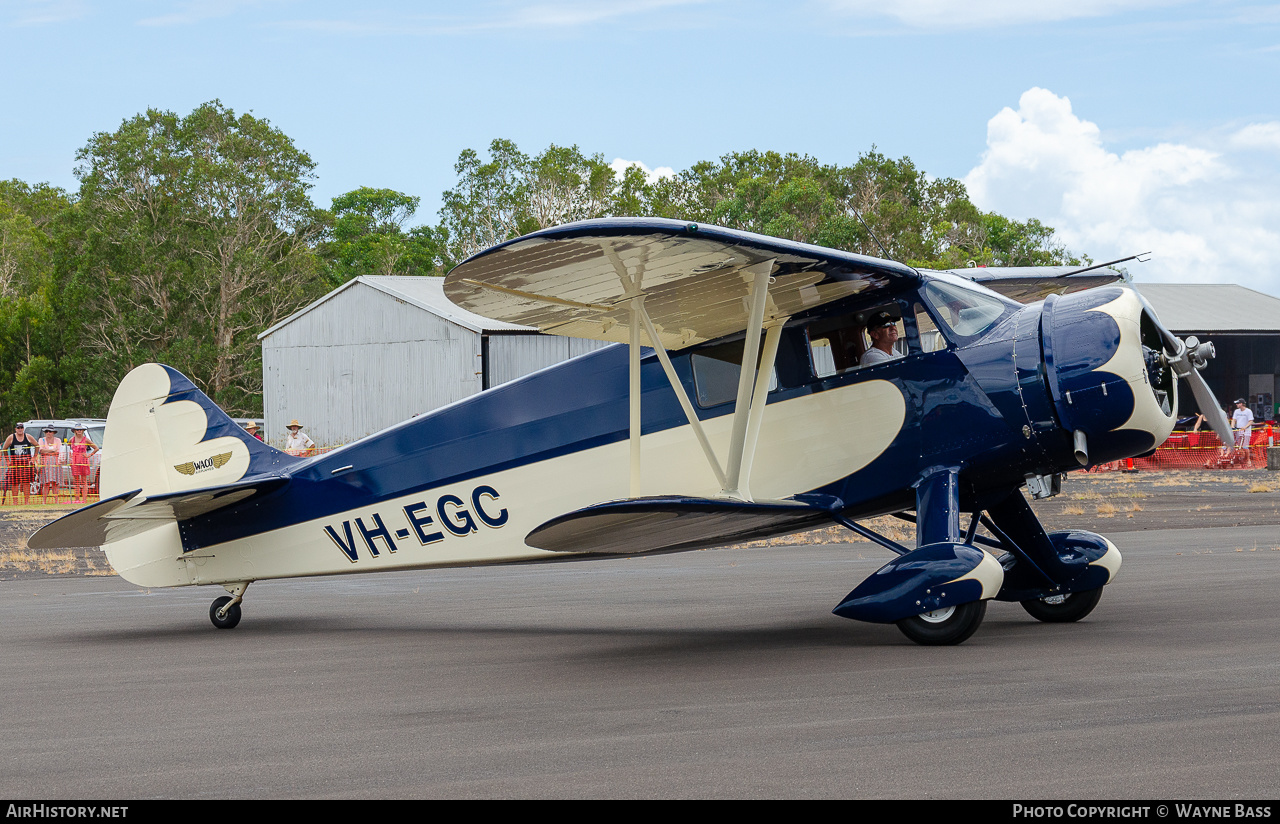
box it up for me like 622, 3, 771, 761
102, 364, 296, 500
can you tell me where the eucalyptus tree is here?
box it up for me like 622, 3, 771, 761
0, 180, 82, 422
440, 142, 1086, 272
440, 140, 620, 263
323, 187, 448, 282
73, 101, 329, 414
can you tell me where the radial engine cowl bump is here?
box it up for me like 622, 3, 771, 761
1040, 287, 1177, 466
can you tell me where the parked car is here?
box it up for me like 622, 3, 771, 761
12, 419, 107, 496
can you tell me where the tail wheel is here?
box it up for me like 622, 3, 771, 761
209, 596, 242, 630
1021, 587, 1104, 623
896, 600, 987, 646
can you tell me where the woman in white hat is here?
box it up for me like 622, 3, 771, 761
67, 424, 99, 503
284, 420, 315, 457
37, 426, 62, 504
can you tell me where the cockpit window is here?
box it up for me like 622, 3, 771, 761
921, 280, 1012, 343
691, 338, 779, 407
806, 307, 907, 378
914, 303, 947, 353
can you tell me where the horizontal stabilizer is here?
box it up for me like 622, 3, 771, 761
122, 474, 288, 521
27, 475, 288, 549
27, 490, 144, 549
526, 494, 843, 555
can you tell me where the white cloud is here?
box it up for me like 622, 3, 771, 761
821, 0, 1182, 29
137, 0, 285, 27
3, 0, 87, 26
500, 0, 708, 29
1231, 122, 1280, 152
273, 0, 711, 36
611, 158, 676, 184
965, 88, 1280, 295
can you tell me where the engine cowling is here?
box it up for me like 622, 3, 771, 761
1040, 286, 1177, 467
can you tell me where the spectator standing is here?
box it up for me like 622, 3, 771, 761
1232, 398, 1255, 449
2, 424, 38, 505
285, 420, 316, 457
245, 421, 264, 441
37, 427, 62, 504
67, 425, 99, 503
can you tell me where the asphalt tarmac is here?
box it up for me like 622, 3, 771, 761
3, 523, 1279, 799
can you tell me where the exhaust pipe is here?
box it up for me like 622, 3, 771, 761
1073, 430, 1089, 466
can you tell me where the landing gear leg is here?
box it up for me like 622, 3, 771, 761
832, 468, 999, 646
209, 581, 250, 630
985, 489, 1118, 618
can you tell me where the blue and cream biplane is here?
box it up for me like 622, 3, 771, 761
30, 218, 1235, 644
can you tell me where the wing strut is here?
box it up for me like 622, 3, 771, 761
603, 246, 787, 502
723, 259, 781, 501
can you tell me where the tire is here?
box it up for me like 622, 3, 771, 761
1021, 587, 1103, 623
209, 596, 242, 630
896, 600, 987, 646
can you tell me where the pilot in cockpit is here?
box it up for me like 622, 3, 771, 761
859, 311, 904, 366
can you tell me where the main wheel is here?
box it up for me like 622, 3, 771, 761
896, 600, 987, 646
1021, 587, 1103, 623
209, 596, 242, 630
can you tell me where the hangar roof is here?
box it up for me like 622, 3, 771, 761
1134, 283, 1280, 334
259, 275, 533, 340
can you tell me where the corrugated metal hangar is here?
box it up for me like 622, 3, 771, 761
258, 276, 607, 448
1136, 283, 1280, 423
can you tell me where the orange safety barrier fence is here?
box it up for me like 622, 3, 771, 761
1090, 422, 1277, 472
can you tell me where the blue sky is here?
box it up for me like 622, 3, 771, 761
2, 0, 1278, 291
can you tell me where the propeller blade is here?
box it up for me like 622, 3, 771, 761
1186, 369, 1235, 447
1138, 302, 1234, 447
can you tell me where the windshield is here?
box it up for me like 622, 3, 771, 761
921, 279, 1013, 343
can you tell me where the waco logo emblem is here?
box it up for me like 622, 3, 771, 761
174, 452, 233, 476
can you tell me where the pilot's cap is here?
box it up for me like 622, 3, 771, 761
867, 311, 897, 329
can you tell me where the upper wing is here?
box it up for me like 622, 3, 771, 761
939, 265, 1127, 304
444, 217, 921, 351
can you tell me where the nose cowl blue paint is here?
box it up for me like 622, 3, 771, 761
1040, 287, 1176, 466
